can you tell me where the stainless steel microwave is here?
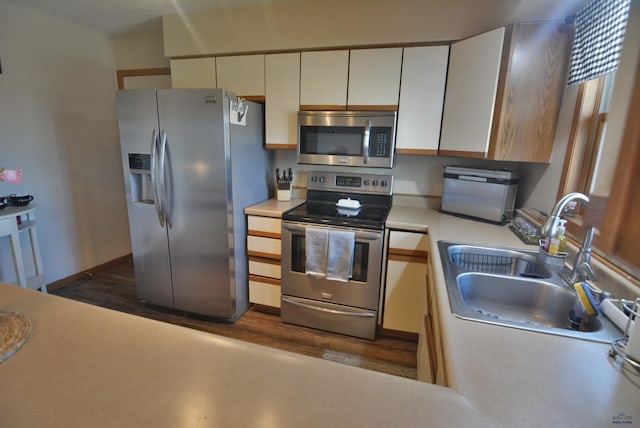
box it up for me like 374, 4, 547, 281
297, 111, 397, 168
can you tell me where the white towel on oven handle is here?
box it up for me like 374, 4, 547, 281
326, 230, 355, 282
305, 227, 329, 277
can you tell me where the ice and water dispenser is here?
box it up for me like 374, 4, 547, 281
128, 154, 154, 204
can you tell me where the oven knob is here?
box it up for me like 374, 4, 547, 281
373, 179, 379, 187
364, 179, 370, 186
319, 176, 326, 183
381, 180, 388, 187
311, 176, 318, 183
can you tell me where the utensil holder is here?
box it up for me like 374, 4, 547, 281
276, 182, 291, 201
537, 247, 567, 272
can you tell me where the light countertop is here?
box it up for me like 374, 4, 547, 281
0, 283, 496, 427
386, 205, 640, 427
2, 202, 638, 427
244, 198, 304, 217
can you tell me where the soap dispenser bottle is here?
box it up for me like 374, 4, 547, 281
557, 219, 567, 253
548, 218, 566, 255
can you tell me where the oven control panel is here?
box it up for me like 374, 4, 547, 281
307, 171, 393, 195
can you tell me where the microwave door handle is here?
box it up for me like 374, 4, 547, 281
363, 120, 372, 164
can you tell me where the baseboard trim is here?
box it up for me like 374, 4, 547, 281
377, 327, 419, 343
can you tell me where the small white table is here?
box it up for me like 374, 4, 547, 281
0, 204, 46, 293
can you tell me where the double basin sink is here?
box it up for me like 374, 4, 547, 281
438, 241, 622, 343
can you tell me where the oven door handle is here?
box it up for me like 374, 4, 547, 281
282, 223, 382, 241
282, 297, 376, 318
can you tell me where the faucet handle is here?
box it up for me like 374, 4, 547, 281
576, 262, 597, 281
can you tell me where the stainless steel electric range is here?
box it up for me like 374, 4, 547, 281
281, 171, 393, 340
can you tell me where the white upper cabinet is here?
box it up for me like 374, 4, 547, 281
265, 53, 300, 149
396, 45, 449, 155
348, 48, 402, 108
439, 23, 570, 162
300, 50, 349, 109
170, 58, 217, 88
216, 55, 265, 98
439, 27, 505, 156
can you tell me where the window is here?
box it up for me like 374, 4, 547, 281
560, 58, 640, 283
558, 0, 638, 283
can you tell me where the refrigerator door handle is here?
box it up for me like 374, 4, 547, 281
150, 129, 165, 227
159, 130, 172, 228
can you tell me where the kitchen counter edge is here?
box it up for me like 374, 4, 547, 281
244, 198, 305, 218
386, 204, 640, 428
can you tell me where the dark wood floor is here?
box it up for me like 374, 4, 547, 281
50, 256, 417, 374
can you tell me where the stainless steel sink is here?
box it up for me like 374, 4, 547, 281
438, 241, 622, 343
447, 243, 551, 278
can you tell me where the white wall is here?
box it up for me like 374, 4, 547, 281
163, 0, 587, 57
113, 18, 169, 70
0, 1, 130, 285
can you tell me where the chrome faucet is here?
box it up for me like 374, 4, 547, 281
562, 226, 597, 285
540, 192, 589, 239
541, 192, 598, 286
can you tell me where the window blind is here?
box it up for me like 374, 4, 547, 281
567, 0, 631, 86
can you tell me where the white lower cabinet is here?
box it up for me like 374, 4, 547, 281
382, 230, 429, 334
247, 215, 282, 308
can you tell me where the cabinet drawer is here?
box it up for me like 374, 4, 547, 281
248, 216, 281, 237
249, 277, 281, 308
388, 231, 429, 256
247, 235, 281, 259
249, 258, 281, 279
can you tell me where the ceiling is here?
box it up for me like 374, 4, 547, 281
6, 0, 590, 36
6, 0, 300, 34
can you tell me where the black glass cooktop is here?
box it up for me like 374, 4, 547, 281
283, 191, 392, 230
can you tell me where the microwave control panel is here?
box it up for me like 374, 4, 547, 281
369, 127, 392, 158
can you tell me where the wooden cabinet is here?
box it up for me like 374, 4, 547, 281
382, 230, 429, 334
216, 55, 265, 100
425, 255, 447, 386
348, 48, 402, 110
396, 45, 449, 155
300, 50, 349, 110
170, 58, 217, 88
265, 53, 300, 149
439, 22, 570, 162
247, 215, 282, 308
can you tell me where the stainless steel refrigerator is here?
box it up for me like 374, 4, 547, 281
116, 89, 268, 320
